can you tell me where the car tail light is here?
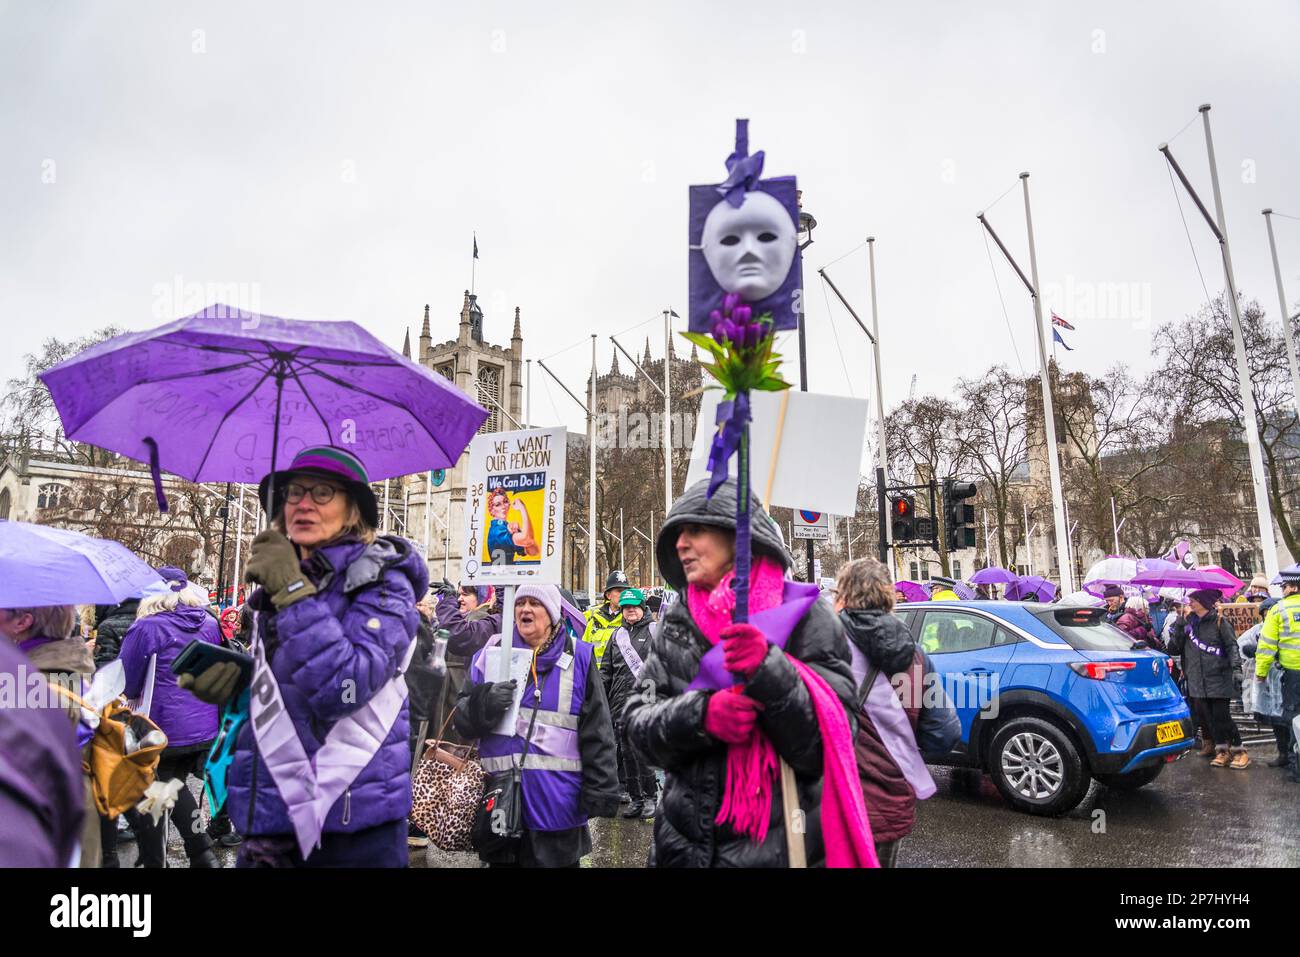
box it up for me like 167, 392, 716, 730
1069, 660, 1137, 680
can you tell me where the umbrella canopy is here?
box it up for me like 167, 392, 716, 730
894, 580, 930, 603
1083, 556, 1180, 597
39, 305, 490, 493
1131, 565, 1244, 596
970, 566, 1018, 585
0, 521, 162, 606
1006, 575, 1056, 602
1060, 590, 1104, 607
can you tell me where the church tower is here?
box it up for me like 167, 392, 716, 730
407, 293, 525, 584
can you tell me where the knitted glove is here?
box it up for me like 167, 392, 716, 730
433, 578, 459, 601
177, 661, 242, 705
244, 530, 317, 609
482, 679, 518, 721
704, 687, 763, 744
720, 622, 769, 677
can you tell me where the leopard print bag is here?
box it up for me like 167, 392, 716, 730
411, 714, 485, 852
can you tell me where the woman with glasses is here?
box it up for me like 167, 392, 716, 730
179, 445, 428, 867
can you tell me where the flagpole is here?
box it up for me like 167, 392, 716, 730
471, 231, 477, 297
1197, 105, 1279, 580
1020, 172, 1076, 594
1263, 209, 1300, 429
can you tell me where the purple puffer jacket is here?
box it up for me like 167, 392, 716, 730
227, 535, 428, 838
121, 604, 220, 749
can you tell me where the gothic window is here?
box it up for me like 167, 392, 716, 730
477, 364, 502, 433
436, 364, 454, 381
0, 488, 9, 520
37, 483, 68, 510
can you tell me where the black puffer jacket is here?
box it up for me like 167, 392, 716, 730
624, 593, 856, 868
1167, 611, 1242, 699
92, 598, 139, 669
602, 617, 656, 724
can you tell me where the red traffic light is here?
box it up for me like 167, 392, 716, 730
891, 495, 914, 518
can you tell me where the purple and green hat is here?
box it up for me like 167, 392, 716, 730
258, 445, 379, 528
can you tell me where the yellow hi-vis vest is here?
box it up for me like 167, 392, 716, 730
582, 604, 622, 669
1257, 592, 1300, 677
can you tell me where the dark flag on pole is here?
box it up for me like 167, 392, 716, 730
1052, 327, 1073, 351
473, 234, 479, 259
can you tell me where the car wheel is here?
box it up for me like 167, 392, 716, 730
988, 717, 1090, 817
1094, 763, 1164, 791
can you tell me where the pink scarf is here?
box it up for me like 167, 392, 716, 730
688, 558, 877, 866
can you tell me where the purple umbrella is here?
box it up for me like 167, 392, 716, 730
0, 521, 162, 606
894, 580, 930, 603
39, 304, 489, 507
970, 566, 1018, 585
1005, 575, 1056, 602
1131, 565, 1243, 596
951, 580, 979, 600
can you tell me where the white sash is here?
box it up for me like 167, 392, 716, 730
249, 611, 417, 858
613, 622, 655, 680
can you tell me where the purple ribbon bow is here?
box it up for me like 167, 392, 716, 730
716, 118, 765, 208
706, 392, 751, 497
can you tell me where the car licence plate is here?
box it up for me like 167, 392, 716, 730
1156, 721, 1184, 744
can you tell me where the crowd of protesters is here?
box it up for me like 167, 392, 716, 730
6, 442, 1295, 870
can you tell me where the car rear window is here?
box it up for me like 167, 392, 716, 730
1034, 607, 1140, 651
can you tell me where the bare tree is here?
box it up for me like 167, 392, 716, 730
956, 365, 1028, 568
2, 328, 125, 466
1151, 293, 1300, 558
886, 396, 970, 575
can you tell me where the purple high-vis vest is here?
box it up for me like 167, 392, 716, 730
470, 634, 592, 832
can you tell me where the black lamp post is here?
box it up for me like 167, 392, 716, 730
795, 199, 817, 581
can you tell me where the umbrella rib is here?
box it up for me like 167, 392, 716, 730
135, 356, 271, 386
286, 363, 336, 445
296, 356, 403, 369
189, 363, 280, 478
296, 366, 456, 463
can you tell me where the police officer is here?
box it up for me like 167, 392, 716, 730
1257, 565, 1300, 782
582, 570, 629, 670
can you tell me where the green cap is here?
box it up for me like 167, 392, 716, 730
618, 587, 646, 607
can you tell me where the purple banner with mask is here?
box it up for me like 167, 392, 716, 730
689, 119, 802, 334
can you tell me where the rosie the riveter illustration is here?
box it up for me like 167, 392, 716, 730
485, 486, 540, 565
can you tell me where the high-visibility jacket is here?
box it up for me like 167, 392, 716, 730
930, 589, 960, 602
1256, 592, 1300, 677
582, 603, 622, 669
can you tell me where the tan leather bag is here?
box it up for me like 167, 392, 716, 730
51, 686, 165, 818
410, 712, 485, 852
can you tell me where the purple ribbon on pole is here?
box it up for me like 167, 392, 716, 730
706, 392, 751, 498
716, 118, 765, 209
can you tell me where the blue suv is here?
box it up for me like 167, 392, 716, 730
896, 600, 1195, 816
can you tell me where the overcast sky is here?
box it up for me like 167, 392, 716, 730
3, 0, 1298, 445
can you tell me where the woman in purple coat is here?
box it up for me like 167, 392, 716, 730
179, 446, 427, 868
119, 568, 221, 868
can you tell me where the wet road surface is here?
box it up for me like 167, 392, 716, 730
117, 741, 1295, 869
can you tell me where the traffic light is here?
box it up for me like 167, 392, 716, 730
942, 478, 978, 551
890, 494, 915, 542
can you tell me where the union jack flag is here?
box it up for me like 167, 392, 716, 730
1051, 312, 1075, 331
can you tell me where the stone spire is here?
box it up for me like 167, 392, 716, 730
689, 341, 698, 362
402, 328, 411, 358
418, 304, 431, 363
610, 349, 620, 375
642, 336, 652, 366
512, 306, 522, 341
